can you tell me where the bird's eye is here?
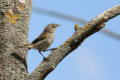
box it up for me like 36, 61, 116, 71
52, 25, 56, 27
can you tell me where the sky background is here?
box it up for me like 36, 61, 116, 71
28, 0, 120, 80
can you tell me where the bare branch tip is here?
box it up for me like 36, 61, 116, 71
74, 24, 80, 31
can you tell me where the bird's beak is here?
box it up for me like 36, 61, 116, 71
57, 24, 61, 27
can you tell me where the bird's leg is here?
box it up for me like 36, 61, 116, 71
39, 50, 48, 61
39, 50, 46, 59
43, 48, 57, 52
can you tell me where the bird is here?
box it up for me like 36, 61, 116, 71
18, 23, 60, 58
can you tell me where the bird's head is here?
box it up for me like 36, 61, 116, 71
45, 24, 60, 32
45, 23, 61, 33
46, 24, 60, 31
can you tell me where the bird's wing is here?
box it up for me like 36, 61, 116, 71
32, 33, 47, 44
16, 44, 33, 49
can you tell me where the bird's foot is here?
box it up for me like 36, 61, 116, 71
51, 48, 57, 51
43, 48, 57, 52
39, 50, 46, 59
43, 57, 48, 61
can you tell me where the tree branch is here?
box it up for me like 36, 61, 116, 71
32, 7, 88, 24
100, 28, 120, 40
27, 4, 120, 80
33, 6, 120, 40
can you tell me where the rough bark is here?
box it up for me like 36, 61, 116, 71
0, 0, 32, 80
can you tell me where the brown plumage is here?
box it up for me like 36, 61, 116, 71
17, 23, 60, 58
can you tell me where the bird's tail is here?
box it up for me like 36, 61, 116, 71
16, 44, 33, 49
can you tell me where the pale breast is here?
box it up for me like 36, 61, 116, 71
33, 33, 54, 51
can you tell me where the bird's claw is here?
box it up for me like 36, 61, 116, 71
43, 57, 48, 61
43, 48, 57, 52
